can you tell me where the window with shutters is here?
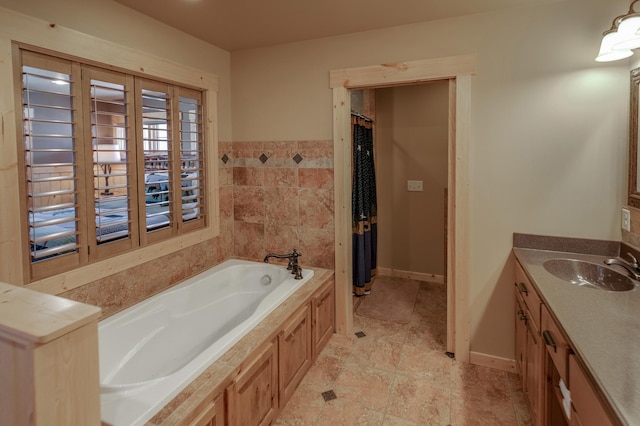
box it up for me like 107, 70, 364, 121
17, 47, 208, 282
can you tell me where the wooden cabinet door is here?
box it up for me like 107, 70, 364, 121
188, 394, 225, 426
312, 281, 334, 359
525, 308, 543, 426
515, 294, 527, 384
226, 338, 278, 426
569, 355, 615, 426
541, 304, 571, 385
279, 304, 312, 405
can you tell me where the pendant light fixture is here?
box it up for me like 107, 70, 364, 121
596, 0, 640, 62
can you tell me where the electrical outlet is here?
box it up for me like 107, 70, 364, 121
407, 180, 423, 192
622, 208, 631, 232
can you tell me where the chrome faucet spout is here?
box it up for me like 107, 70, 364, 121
604, 255, 640, 280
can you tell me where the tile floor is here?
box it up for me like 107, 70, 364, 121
274, 277, 533, 425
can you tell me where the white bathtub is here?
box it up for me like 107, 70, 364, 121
99, 258, 314, 426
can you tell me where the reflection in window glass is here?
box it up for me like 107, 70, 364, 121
90, 79, 130, 244
179, 96, 204, 223
22, 65, 79, 261
142, 89, 172, 232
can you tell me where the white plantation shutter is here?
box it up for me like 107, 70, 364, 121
17, 47, 209, 282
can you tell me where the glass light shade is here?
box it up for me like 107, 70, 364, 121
612, 16, 640, 50
596, 31, 634, 62
93, 144, 121, 163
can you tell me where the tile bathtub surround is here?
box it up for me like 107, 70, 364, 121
232, 140, 335, 269
275, 278, 532, 426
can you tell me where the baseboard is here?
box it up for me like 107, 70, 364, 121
469, 351, 517, 373
377, 267, 445, 284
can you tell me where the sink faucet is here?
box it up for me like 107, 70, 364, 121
604, 253, 640, 280
264, 249, 303, 279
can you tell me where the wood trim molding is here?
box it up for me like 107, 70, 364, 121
377, 268, 445, 284
0, 7, 219, 91
332, 86, 353, 335
469, 351, 517, 373
454, 74, 472, 362
330, 54, 477, 89
331, 54, 474, 361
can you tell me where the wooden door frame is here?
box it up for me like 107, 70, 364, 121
330, 54, 475, 360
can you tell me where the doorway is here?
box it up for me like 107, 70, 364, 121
374, 82, 449, 284
330, 55, 475, 360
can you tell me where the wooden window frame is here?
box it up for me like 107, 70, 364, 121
15, 47, 213, 283
0, 23, 219, 294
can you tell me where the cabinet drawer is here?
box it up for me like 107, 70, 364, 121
541, 304, 571, 385
515, 261, 542, 327
569, 355, 614, 426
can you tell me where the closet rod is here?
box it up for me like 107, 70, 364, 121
350, 111, 374, 122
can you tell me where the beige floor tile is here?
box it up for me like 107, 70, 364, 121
353, 308, 369, 330
397, 344, 452, 375
332, 365, 395, 412
321, 332, 357, 359
451, 361, 510, 398
344, 335, 403, 372
275, 280, 531, 426
381, 414, 419, 425
299, 353, 345, 393
509, 389, 534, 426
387, 370, 451, 425
358, 316, 409, 343
404, 320, 447, 352
316, 398, 385, 426
450, 393, 519, 426
274, 384, 325, 425
450, 361, 518, 426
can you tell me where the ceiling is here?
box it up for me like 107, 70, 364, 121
113, 0, 556, 51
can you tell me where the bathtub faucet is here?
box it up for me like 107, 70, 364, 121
263, 249, 303, 279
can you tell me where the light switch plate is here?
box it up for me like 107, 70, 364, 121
622, 208, 631, 232
407, 180, 423, 192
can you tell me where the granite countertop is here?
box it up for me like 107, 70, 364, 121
513, 238, 640, 425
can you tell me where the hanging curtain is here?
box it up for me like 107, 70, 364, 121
352, 115, 377, 296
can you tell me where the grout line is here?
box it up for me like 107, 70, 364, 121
278, 276, 529, 425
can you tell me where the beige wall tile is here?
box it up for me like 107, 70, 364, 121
233, 187, 265, 223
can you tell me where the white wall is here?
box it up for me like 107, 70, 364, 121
231, 0, 631, 358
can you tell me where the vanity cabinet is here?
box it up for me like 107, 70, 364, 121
226, 337, 279, 426
568, 355, 614, 426
541, 304, 615, 426
278, 304, 312, 404
514, 262, 544, 426
515, 260, 619, 426
541, 304, 572, 426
